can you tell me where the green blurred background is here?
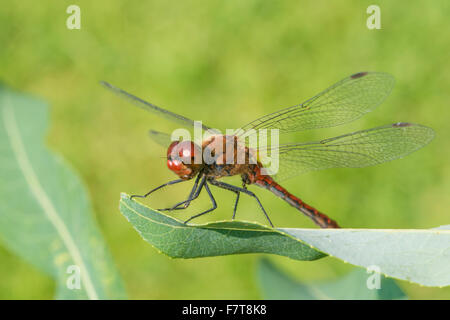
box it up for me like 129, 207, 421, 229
1, 0, 449, 299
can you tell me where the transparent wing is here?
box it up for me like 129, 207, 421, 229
100, 81, 212, 130
239, 72, 395, 136
260, 123, 434, 181
148, 130, 173, 147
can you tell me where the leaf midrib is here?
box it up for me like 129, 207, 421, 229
2, 102, 98, 300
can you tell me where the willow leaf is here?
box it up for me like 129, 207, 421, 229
0, 86, 126, 299
120, 194, 450, 287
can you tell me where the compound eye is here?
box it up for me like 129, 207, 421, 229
169, 141, 200, 162
167, 141, 180, 158
167, 159, 183, 171
179, 146, 192, 158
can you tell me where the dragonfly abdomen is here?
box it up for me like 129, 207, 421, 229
254, 175, 340, 228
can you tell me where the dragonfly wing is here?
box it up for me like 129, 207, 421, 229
260, 123, 434, 181
100, 81, 212, 130
148, 130, 173, 147
239, 72, 395, 134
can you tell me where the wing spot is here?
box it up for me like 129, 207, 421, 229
351, 72, 368, 79
392, 122, 412, 128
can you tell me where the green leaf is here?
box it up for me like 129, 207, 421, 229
120, 195, 450, 287
119, 194, 324, 261
279, 226, 450, 287
257, 258, 407, 300
0, 87, 126, 299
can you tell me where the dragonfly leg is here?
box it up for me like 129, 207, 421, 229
184, 181, 217, 224
130, 179, 186, 200
229, 182, 251, 219
231, 182, 249, 219
158, 175, 205, 211
230, 182, 249, 220
232, 192, 240, 220
208, 179, 274, 227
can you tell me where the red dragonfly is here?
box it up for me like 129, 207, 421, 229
101, 72, 434, 228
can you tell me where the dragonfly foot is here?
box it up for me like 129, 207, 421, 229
130, 194, 146, 200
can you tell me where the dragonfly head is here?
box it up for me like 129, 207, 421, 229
167, 140, 202, 179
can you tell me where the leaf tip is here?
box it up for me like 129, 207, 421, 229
120, 193, 130, 200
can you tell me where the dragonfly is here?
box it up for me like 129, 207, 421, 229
101, 72, 434, 228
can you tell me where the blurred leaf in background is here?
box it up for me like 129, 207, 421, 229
0, 86, 126, 299
257, 258, 406, 300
